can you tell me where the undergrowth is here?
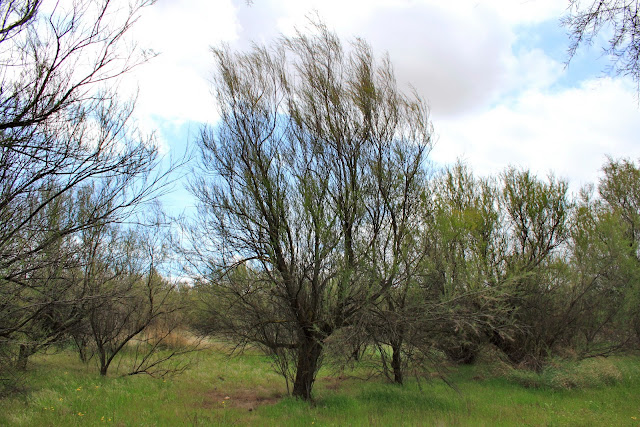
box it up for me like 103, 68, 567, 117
1, 345, 640, 426
506, 356, 636, 390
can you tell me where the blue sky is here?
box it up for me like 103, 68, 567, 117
123, 0, 640, 214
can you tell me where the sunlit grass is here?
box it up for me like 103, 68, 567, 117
1, 346, 640, 426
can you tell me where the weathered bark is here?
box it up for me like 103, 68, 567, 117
97, 345, 109, 376
292, 336, 323, 400
390, 339, 403, 385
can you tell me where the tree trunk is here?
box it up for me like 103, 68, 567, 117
97, 345, 108, 376
292, 337, 323, 400
391, 339, 403, 385
15, 343, 33, 371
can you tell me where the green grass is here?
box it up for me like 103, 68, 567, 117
2, 346, 640, 426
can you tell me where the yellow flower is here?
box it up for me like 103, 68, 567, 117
58, 398, 63, 401
78, 412, 84, 416
76, 387, 82, 391
632, 416, 638, 420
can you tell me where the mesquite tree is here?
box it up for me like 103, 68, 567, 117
0, 0, 173, 385
423, 163, 508, 365
490, 168, 572, 368
189, 22, 432, 400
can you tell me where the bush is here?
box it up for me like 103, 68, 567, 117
507, 357, 623, 390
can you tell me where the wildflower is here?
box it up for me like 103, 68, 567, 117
58, 398, 63, 401
95, 385, 100, 389
76, 387, 82, 391
78, 412, 84, 416
632, 416, 637, 420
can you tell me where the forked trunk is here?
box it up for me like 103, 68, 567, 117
97, 345, 109, 376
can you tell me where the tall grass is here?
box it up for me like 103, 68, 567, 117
1, 345, 640, 426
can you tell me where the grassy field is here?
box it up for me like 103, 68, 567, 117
1, 344, 640, 426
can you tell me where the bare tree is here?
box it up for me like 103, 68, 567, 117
0, 0, 174, 385
188, 22, 432, 400
563, 0, 640, 85
76, 203, 193, 377
9, 185, 84, 370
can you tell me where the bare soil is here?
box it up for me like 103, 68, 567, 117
201, 387, 283, 411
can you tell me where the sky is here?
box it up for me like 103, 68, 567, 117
125, 0, 640, 213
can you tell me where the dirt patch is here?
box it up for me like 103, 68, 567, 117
201, 388, 283, 412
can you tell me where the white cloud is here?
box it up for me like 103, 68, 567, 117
481, 0, 564, 25
125, 0, 239, 128
432, 77, 640, 191
121, 0, 568, 125
118, 0, 639, 192
352, 3, 510, 116
501, 48, 564, 95
228, 0, 567, 116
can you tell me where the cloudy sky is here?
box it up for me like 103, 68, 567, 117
126, 0, 640, 211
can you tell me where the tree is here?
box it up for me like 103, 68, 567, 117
340, 105, 430, 385
81, 223, 187, 377
563, 0, 640, 85
593, 157, 640, 345
0, 0, 162, 285
490, 168, 572, 369
9, 185, 83, 370
188, 22, 432, 400
423, 163, 509, 365
599, 157, 640, 246
567, 184, 640, 356
0, 0, 171, 384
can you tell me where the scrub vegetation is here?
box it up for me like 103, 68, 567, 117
1, 1, 640, 425
1, 345, 640, 426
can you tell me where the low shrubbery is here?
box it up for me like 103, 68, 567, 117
506, 356, 630, 390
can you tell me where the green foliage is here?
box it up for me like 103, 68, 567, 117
188, 19, 432, 399
506, 357, 631, 390
426, 158, 640, 369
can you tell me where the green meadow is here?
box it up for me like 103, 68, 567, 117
2, 345, 640, 426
